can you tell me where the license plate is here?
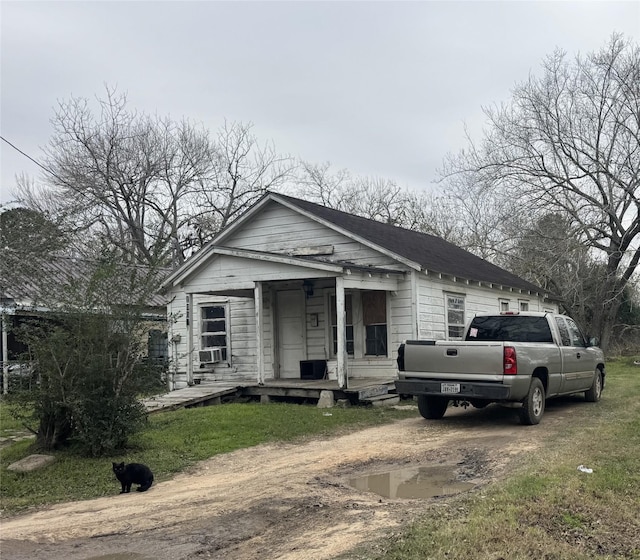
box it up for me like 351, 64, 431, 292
441, 383, 461, 394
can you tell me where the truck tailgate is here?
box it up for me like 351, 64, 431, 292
403, 340, 505, 376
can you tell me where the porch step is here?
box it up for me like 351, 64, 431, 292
360, 393, 401, 407
356, 384, 391, 400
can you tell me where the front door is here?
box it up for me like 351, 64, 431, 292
276, 290, 306, 378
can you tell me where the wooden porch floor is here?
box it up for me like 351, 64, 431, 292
142, 377, 399, 413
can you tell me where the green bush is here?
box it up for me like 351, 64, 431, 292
15, 311, 158, 456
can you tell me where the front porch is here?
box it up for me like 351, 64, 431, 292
142, 377, 400, 413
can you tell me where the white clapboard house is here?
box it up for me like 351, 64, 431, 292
161, 193, 558, 390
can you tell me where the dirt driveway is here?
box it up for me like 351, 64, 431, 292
0, 401, 580, 560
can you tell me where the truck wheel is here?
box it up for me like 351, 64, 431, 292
520, 378, 545, 425
417, 395, 449, 419
585, 369, 603, 402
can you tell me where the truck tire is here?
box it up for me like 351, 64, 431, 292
520, 377, 545, 425
417, 395, 449, 419
585, 369, 603, 402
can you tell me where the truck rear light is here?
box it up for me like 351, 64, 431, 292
504, 346, 517, 374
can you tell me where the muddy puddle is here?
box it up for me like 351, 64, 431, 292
349, 465, 475, 499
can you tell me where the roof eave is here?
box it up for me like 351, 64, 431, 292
423, 268, 555, 300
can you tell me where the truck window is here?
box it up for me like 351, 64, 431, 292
554, 317, 572, 346
466, 316, 554, 343
564, 317, 587, 347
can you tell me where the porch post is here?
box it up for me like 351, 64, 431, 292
336, 276, 347, 389
186, 293, 194, 385
254, 282, 264, 384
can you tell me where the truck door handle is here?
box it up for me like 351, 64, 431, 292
576, 352, 581, 359
446, 349, 458, 356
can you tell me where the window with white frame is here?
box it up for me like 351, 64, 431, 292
446, 294, 465, 339
499, 299, 510, 312
201, 304, 228, 361
519, 300, 529, 312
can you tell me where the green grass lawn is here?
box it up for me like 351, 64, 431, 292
0, 400, 416, 514
347, 356, 640, 560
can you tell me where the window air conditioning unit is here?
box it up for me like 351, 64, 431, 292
199, 347, 222, 364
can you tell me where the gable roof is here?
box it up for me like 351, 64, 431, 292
165, 192, 552, 298
271, 194, 548, 296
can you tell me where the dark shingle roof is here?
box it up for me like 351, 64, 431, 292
275, 194, 547, 295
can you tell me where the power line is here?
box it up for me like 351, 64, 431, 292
1, 135, 72, 188
0, 135, 54, 178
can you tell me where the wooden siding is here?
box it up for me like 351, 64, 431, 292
224, 201, 404, 269
183, 253, 337, 294
389, 276, 414, 357
168, 293, 272, 389
416, 275, 558, 341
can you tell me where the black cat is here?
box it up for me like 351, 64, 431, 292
112, 462, 154, 493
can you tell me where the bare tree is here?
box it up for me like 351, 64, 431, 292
15, 88, 295, 266
506, 213, 606, 331
297, 161, 441, 229
440, 34, 640, 350
183, 121, 296, 249
296, 161, 352, 207
296, 161, 521, 257
420, 170, 531, 262
15, 87, 213, 266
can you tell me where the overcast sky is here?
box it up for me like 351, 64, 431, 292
1, 1, 639, 206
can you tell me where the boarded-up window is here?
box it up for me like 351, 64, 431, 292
363, 291, 387, 356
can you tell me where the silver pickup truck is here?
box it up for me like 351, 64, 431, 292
395, 312, 605, 425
